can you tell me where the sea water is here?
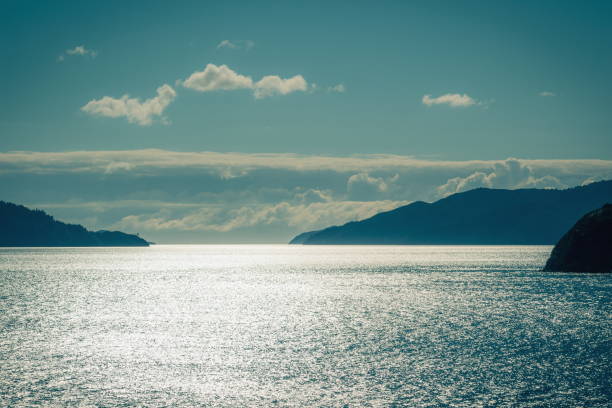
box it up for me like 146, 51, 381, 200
1, 245, 610, 407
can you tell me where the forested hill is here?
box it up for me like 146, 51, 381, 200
290, 180, 612, 245
0, 201, 149, 247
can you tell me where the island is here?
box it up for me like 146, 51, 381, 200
543, 204, 612, 272
290, 180, 612, 245
0, 201, 150, 247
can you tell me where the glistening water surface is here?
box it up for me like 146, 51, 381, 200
1, 245, 610, 407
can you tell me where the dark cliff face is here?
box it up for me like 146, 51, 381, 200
289, 180, 612, 245
543, 204, 612, 273
0, 201, 149, 247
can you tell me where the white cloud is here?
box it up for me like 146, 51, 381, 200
217, 40, 237, 49
81, 84, 176, 126
346, 173, 401, 200
58, 45, 97, 61
539, 91, 556, 97
422, 93, 477, 108
104, 161, 134, 174
217, 40, 255, 50
114, 200, 409, 233
253, 75, 308, 99
347, 172, 388, 196
581, 176, 606, 186
181, 64, 253, 92
2, 150, 611, 179
436, 158, 565, 197
181, 64, 308, 99
67, 45, 93, 56
328, 84, 346, 93
3, 150, 610, 242
295, 189, 333, 204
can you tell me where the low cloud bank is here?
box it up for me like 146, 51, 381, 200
2, 150, 610, 242
114, 200, 407, 233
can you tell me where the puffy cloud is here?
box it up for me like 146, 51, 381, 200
436, 172, 490, 196
253, 75, 308, 99
539, 91, 556, 97
58, 45, 97, 61
422, 93, 477, 108
82, 62, 307, 125
81, 84, 176, 126
347, 173, 389, 200
181, 64, 253, 92
181, 64, 308, 99
436, 158, 565, 197
217, 40, 255, 50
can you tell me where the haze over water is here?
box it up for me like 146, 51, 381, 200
1, 245, 610, 407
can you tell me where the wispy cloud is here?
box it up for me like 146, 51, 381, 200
81, 84, 176, 126
217, 40, 255, 50
328, 84, 346, 93
114, 200, 407, 233
181, 63, 309, 99
539, 91, 556, 97
2, 150, 611, 176
422, 93, 477, 108
57, 45, 97, 62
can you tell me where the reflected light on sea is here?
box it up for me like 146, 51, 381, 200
1, 245, 610, 407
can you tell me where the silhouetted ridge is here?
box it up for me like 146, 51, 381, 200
543, 204, 612, 272
288, 230, 321, 244
289, 180, 612, 245
0, 201, 149, 247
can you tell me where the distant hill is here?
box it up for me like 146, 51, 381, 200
0, 201, 149, 247
288, 230, 321, 245
543, 203, 612, 272
290, 180, 612, 245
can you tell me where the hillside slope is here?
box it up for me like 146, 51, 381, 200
543, 203, 612, 272
0, 201, 149, 247
290, 180, 612, 245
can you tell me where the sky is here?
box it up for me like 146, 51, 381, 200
1, 0, 612, 243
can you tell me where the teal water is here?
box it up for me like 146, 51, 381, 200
1, 245, 610, 407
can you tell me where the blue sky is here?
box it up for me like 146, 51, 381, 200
1, 1, 612, 242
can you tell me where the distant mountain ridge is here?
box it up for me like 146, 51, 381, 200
290, 180, 612, 245
0, 201, 149, 247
